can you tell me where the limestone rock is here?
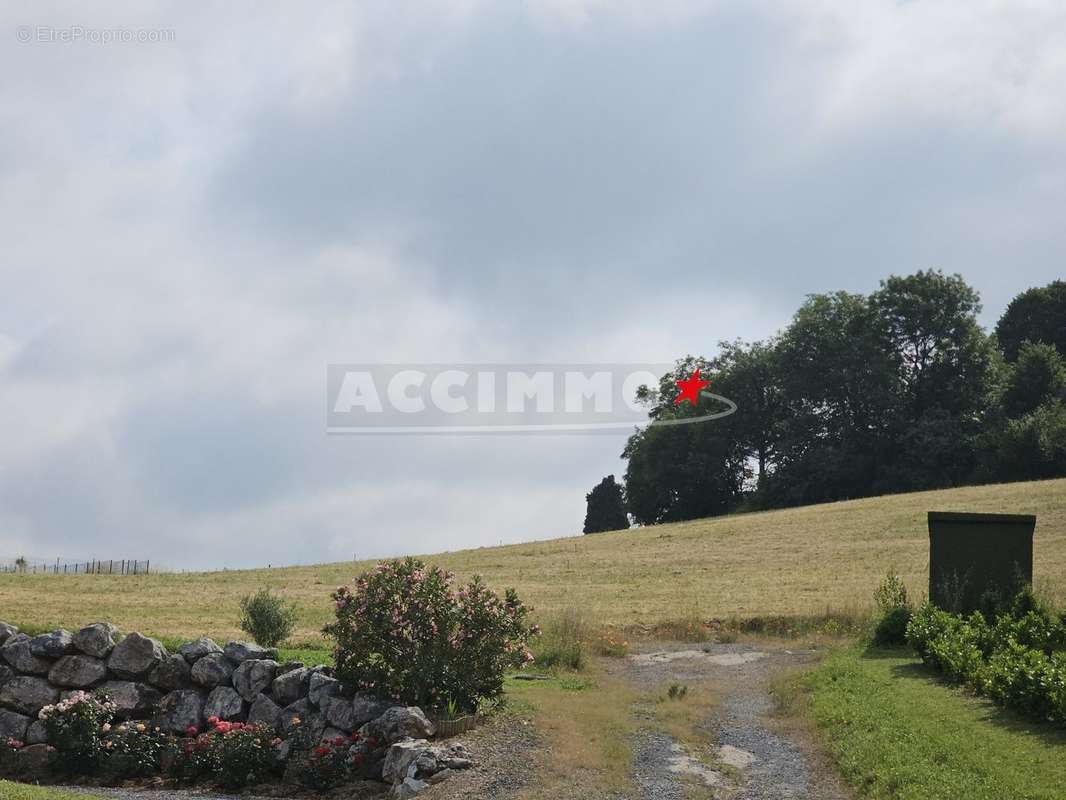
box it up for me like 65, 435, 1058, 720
29, 630, 76, 658
48, 655, 108, 688
156, 689, 206, 734
108, 633, 167, 680
190, 653, 234, 688
307, 671, 342, 708
271, 666, 311, 706
25, 718, 49, 745
352, 694, 391, 728
99, 680, 162, 719
0, 622, 18, 646
149, 654, 192, 691
223, 641, 277, 664
178, 637, 222, 664
383, 738, 473, 787
247, 693, 282, 731
0, 676, 59, 716
72, 623, 118, 658
365, 706, 436, 745
233, 659, 277, 701
1, 634, 53, 675
205, 686, 245, 721
0, 708, 30, 741
323, 695, 358, 732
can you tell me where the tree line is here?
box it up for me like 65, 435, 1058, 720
584, 273, 1066, 533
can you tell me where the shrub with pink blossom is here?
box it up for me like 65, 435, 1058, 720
325, 558, 537, 712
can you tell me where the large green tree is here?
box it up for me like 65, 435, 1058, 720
995, 280, 1066, 361
712, 340, 787, 492
771, 291, 900, 505
583, 475, 629, 534
872, 270, 992, 421
615, 272, 1066, 528
1001, 341, 1066, 418
870, 271, 992, 489
622, 358, 748, 525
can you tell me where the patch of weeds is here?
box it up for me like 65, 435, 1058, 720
592, 626, 629, 657
667, 683, 689, 700
732, 609, 871, 639
532, 608, 587, 670
650, 617, 715, 642
559, 676, 595, 692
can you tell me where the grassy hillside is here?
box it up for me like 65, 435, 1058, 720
2, 479, 1064, 643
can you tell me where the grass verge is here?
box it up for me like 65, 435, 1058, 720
0, 782, 104, 800
504, 666, 637, 798
783, 645, 1066, 799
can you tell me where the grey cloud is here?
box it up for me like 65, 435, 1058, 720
1, 2, 1065, 567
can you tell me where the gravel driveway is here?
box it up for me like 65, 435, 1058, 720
613, 641, 852, 800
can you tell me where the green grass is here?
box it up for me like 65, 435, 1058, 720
795, 645, 1066, 799
2, 478, 1065, 642
0, 782, 104, 800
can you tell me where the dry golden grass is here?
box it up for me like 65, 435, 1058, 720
2, 478, 1064, 642
506, 669, 637, 798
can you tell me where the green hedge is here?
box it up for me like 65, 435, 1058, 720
906, 602, 1066, 724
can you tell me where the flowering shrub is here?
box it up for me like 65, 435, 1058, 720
100, 722, 168, 779
39, 690, 116, 775
286, 721, 363, 790
1, 737, 24, 772
325, 558, 537, 712
169, 716, 280, 789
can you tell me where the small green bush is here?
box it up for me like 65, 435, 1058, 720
872, 572, 912, 646
873, 606, 913, 646
874, 571, 909, 614
239, 587, 297, 647
101, 722, 168, 779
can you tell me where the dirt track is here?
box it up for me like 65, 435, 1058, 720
615, 642, 851, 800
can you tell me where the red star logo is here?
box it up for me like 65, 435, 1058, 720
674, 368, 710, 407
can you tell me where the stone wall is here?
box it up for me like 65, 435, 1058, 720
0, 620, 415, 745
0, 621, 478, 797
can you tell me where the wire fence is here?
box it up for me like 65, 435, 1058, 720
0, 558, 150, 575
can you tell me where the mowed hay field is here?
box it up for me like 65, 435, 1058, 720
2, 478, 1065, 643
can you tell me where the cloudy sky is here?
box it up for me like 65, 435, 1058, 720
2, 1, 1065, 570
